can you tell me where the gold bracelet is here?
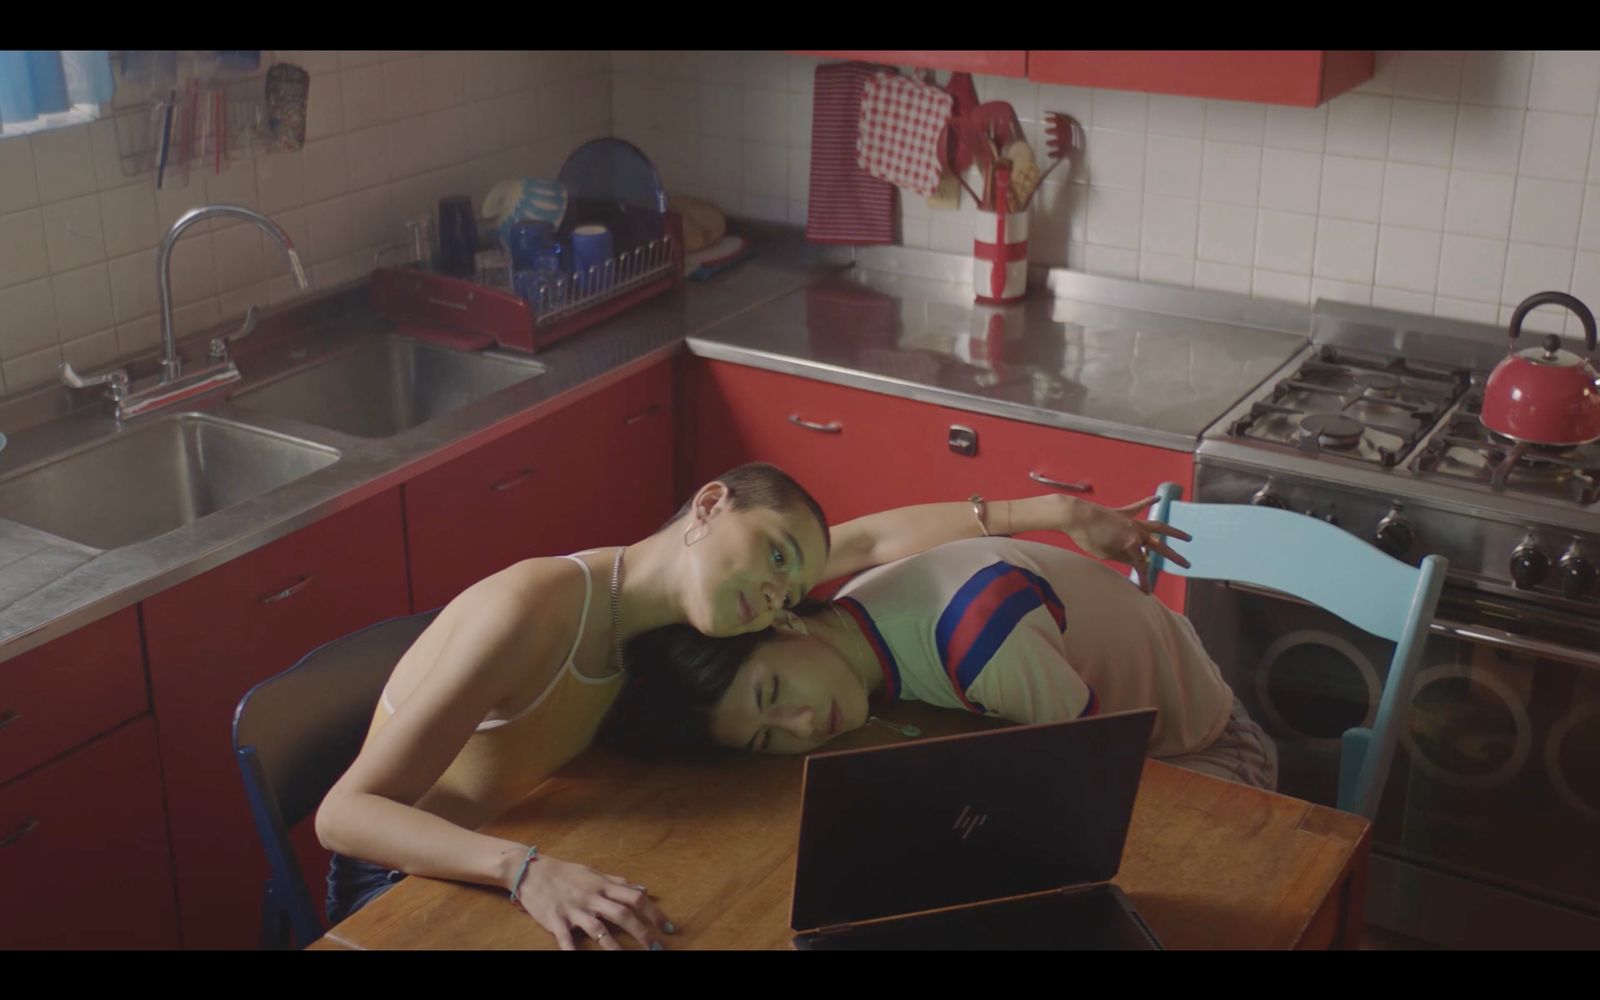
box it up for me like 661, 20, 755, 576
969, 494, 990, 537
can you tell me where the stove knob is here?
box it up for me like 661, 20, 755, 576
1559, 550, 1596, 600
1374, 515, 1413, 559
1510, 545, 1550, 591
1318, 511, 1340, 527
1250, 486, 1287, 509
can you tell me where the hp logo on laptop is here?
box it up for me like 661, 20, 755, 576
953, 805, 988, 841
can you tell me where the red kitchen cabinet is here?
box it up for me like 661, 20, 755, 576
406, 360, 678, 611
142, 489, 409, 950
0, 606, 145, 787
1027, 51, 1372, 107
792, 51, 1028, 79
0, 716, 179, 949
683, 358, 1192, 610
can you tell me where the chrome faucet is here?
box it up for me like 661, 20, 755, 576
60, 204, 310, 420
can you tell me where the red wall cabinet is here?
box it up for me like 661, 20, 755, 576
683, 358, 1193, 610
142, 489, 410, 949
791, 51, 1028, 79
1027, 51, 1373, 107
0, 717, 179, 949
406, 360, 677, 611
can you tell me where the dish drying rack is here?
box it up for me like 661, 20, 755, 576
370, 212, 685, 354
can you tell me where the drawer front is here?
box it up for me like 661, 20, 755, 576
143, 488, 410, 949
0, 606, 146, 787
0, 716, 179, 949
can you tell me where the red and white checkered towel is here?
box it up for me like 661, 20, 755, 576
857, 72, 953, 198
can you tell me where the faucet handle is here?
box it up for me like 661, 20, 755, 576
208, 305, 259, 363
59, 361, 130, 400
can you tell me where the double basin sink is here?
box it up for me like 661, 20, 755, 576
0, 334, 546, 551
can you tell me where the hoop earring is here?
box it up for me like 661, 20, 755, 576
683, 520, 709, 547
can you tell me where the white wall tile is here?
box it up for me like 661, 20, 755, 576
212, 224, 266, 292
302, 138, 349, 203
0, 279, 58, 358
29, 125, 98, 205
1138, 252, 1194, 287
1374, 225, 1442, 293
1444, 169, 1516, 238
2, 343, 62, 390
1572, 250, 1600, 307
306, 198, 354, 264
1519, 111, 1594, 182
1380, 162, 1448, 230
742, 142, 788, 200
1325, 93, 1392, 160
1084, 244, 1139, 279
1147, 95, 1205, 138
1087, 129, 1145, 190
1086, 186, 1142, 250
1195, 259, 1252, 295
1092, 89, 1147, 132
1580, 186, 1600, 251
1434, 295, 1498, 323
167, 233, 216, 305
1197, 201, 1256, 265
1311, 278, 1372, 305
1254, 209, 1316, 275
1453, 106, 1524, 175
307, 72, 344, 142
1313, 218, 1378, 283
1528, 51, 1600, 115
1511, 178, 1585, 247
1372, 286, 1434, 312
1258, 148, 1322, 214
1263, 104, 1326, 152
742, 51, 790, 93
1387, 99, 1455, 166
107, 249, 156, 323
1143, 135, 1202, 199
40, 196, 105, 272
698, 84, 742, 139
1319, 155, 1384, 222
1204, 100, 1265, 146
60, 328, 119, 373
1460, 50, 1532, 108
1140, 194, 1198, 257
98, 185, 159, 258
1501, 242, 1574, 304
50, 264, 113, 341
1200, 141, 1261, 206
1393, 51, 1464, 101
256, 152, 307, 211
0, 138, 39, 214
1251, 268, 1310, 304
342, 64, 389, 131
1437, 234, 1509, 301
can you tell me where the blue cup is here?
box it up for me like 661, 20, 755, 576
437, 195, 479, 278
569, 224, 614, 293
506, 220, 555, 272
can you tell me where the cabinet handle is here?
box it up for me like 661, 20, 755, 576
624, 404, 660, 426
492, 468, 537, 492
260, 574, 315, 604
1028, 471, 1093, 493
788, 415, 843, 434
0, 709, 17, 734
0, 817, 38, 849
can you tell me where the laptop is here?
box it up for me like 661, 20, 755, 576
790, 708, 1163, 950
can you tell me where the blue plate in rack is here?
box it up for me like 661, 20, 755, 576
556, 138, 667, 255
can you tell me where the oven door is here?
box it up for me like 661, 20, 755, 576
1187, 579, 1600, 948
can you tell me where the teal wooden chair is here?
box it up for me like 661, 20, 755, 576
1145, 482, 1446, 820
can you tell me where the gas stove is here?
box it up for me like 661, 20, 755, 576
1198, 301, 1600, 610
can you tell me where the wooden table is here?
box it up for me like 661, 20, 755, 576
310, 704, 1370, 950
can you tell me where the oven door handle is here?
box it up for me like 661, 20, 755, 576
1430, 618, 1600, 670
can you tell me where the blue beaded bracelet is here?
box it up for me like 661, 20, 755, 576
508, 844, 540, 902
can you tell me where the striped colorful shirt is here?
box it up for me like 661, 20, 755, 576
834, 537, 1235, 757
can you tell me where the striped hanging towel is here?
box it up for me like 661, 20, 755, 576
806, 62, 896, 246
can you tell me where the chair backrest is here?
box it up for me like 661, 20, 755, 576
232, 608, 439, 947
1147, 483, 1446, 820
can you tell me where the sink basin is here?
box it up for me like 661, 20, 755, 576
0, 414, 340, 550
230, 334, 547, 438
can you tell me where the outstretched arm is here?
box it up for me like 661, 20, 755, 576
821, 492, 1191, 590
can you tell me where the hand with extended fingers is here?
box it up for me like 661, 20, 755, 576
513, 849, 676, 951
1059, 494, 1192, 594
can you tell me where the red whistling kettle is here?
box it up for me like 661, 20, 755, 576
1480, 291, 1600, 447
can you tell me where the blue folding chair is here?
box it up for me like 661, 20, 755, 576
1146, 482, 1446, 820
232, 609, 439, 949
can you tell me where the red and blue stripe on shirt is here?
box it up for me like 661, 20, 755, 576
935, 561, 1071, 714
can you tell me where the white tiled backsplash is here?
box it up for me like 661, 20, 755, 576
611, 50, 1600, 339
7, 50, 1600, 396
0, 51, 610, 394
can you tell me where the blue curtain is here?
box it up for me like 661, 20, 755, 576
0, 51, 112, 127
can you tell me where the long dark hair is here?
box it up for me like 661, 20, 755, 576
598, 625, 764, 758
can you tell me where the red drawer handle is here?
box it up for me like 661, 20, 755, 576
0, 817, 38, 849
1028, 470, 1092, 493
788, 414, 843, 434
492, 468, 537, 492
0, 709, 17, 734
624, 404, 660, 426
260, 574, 315, 604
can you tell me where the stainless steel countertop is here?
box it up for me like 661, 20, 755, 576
688, 245, 1309, 451
0, 233, 1310, 665
0, 231, 848, 664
